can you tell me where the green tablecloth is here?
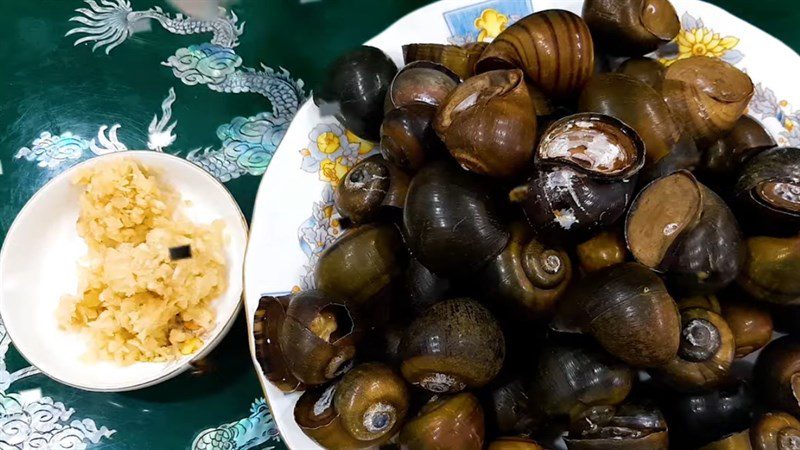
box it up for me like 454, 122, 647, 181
0, 1, 797, 448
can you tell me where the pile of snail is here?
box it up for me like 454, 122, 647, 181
254, 1, 800, 449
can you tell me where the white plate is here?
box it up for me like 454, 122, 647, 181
0, 150, 248, 392
243, 0, 800, 447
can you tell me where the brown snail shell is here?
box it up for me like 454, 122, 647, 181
488, 437, 545, 450
334, 155, 410, 224
654, 307, 735, 392
575, 229, 627, 273
476, 10, 594, 99
279, 290, 358, 386
554, 262, 680, 367
314, 223, 407, 316
678, 294, 722, 313
399, 393, 485, 450
625, 170, 744, 295
403, 42, 486, 80
529, 338, 634, 421
295, 363, 409, 449
380, 103, 443, 172
720, 296, 774, 358
512, 113, 645, 239
702, 116, 776, 185
477, 221, 573, 322
253, 294, 303, 392
434, 69, 537, 178
754, 336, 800, 417
737, 234, 800, 305
483, 374, 538, 437
617, 57, 666, 91
751, 412, 800, 450
399, 298, 505, 393
582, 0, 680, 56
565, 404, 669, 450
577, 73, 686, 171
662, 56, 755, 146
405, 256, 450, 316
700, 430, 753, 450
387, 61, 460, 110
403, 161, 509, 277
734, 147, 800, 235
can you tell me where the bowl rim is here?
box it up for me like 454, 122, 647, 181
0, 150, 249, 392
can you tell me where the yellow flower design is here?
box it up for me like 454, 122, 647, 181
474, 8, 509, 42
316, 131, 342, 154
319, 157, 350, 185
662, 27, 739, 66
345, 130, 375, 155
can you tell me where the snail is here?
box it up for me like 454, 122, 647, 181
399, 298, 505, 393
702, 116, 776, 187
334, 155, 410, 225
482, 374, 538, 437
564, 404, 669, 449
582, 0, 680, 56
403, 161, 509, 277
315, 46, 398, 141
380, 103, 443, 172
253, 294, 303, 392
754, 335, 800, 417
399, 393, 485, 450
575, 229, 627, 273
476, 10, 594, 99
626, 170, 744, 295
279, 290, 359, 386
719, 295, 774, 358
476, 221, 573, 322
386, 61, 461, 110
434, 69, 537, 178
512, 113, 646, 239
737, 234, 800, 305
751, 412, 800, 450
553, 262, 681, 368
294, 363, 409, 449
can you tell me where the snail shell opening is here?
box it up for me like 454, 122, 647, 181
758, 181, 800, 213
363, 402, 397, 434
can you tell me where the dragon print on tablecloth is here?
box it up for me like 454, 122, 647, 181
191, 398, 280, 450
66, 0, 307, 181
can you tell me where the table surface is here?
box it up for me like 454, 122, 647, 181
0, 0, 797, 449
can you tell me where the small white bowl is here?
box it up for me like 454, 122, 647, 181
0, 151, 248, 392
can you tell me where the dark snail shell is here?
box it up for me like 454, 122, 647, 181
295, 364, 409, 449
663, 382, 754, 448
528, 338, 634, 421
617, 57, 666, 91
476, 10, 594, 99
553, 262, 681, 368
315, 46, 398, 141
700, 430, 753, 450
702, 116, 776, 186
754, 335, 800, 417
512, 113, 645, 239
279, 290, 358, 386
399, 298, 505, 393
678, 294, 722, 313
565, 404, 669, 450
737, 234, 800, 305
733, 147, 800, 235
582, 0, 680, 56
576, 229, 627, 273
380, 103, 443, 172
483, 374, 538, 437
387, 61, 461, 110
399, 393, 485, 450
577, 73, 689, 173
488, 437, 545, 450
434, 69, 537, 178
402, 43, 485, 81
253, 294, 303, 392
314, 223, 407, 317
477, 221, 573, 322
751, 412, 800, 450
625, 170, 745, 295
662, 56, 755, 147
720, 297, 774, 358
403, 161, 509, 277
334, 155, 410, 224
334, 363, 409, 443
653, 307, 735, 392
405, 256, 450, 316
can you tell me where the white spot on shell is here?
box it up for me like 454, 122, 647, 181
553, 208, 578, 230
773, 182, 800, 204
363, 402, 395, 433
313, 383, 337, 417
663, 223, 679, 236
416, 373, 465, 393
545, 168, 586, 214
543, 120, 627, 171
